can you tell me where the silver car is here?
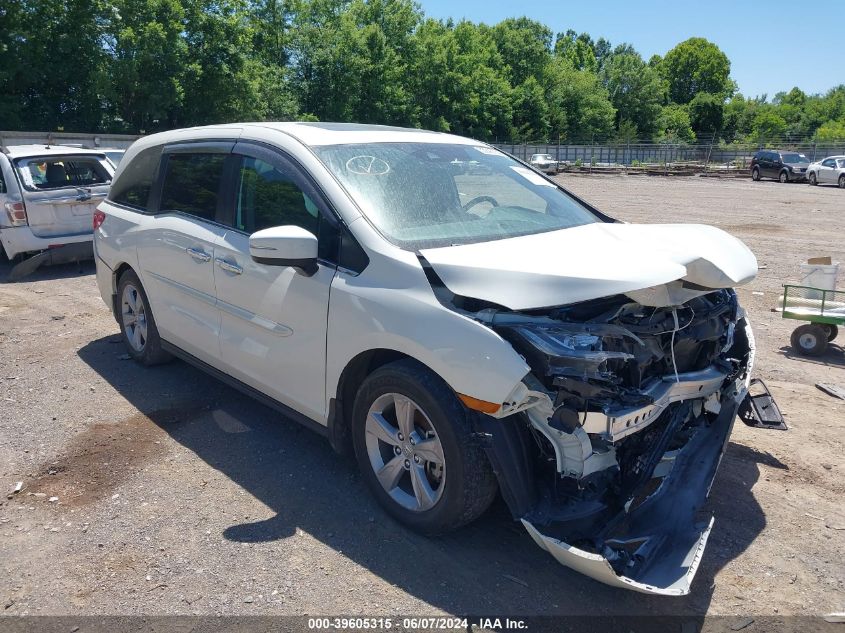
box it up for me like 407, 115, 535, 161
807, 155, 845, 188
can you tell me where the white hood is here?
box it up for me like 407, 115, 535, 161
420, 223, 757, 310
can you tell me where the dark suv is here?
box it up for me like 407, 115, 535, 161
750, 150, 810, 183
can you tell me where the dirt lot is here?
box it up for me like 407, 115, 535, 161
0, 175, 843, 620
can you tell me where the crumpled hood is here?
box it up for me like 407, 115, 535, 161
420, 222, 757, 309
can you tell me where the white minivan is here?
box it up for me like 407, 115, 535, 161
94, 122, 777, 595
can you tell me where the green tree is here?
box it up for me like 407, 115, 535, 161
600, 51, 665, 137
688, 92, 724, 140
554, 30, 597, 72
749, 109, 787, 143
659, 37, 733, 104
657, 104, 695, 143
491, 17, 552, 87
546, 58, 615, 141
1, 0, 110, 131
813, 119, 845, 141
108, 0, 187, 132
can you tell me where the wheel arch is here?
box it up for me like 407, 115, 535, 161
328, 348, 442, 455
108, 261, 135, 321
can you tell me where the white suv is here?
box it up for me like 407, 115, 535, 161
0, 145, 113, 271
95, 122, 766, 595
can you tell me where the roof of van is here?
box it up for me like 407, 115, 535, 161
134, 122, 483, 149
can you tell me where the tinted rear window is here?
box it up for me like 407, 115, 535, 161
159, 153, 226, 222
108, 145, 163, 211
14, 155, 111, 191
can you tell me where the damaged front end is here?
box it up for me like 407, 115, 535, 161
470, 290, 781, 595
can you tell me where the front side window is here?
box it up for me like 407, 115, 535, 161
109, 145, 162, 211
14, 155, 111, 191
314, 142, 600, 250
234, 157, 319, 236
823, 159, 836, 167
159, 153, 226, 221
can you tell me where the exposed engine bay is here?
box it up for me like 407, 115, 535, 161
427, 263, 780, 594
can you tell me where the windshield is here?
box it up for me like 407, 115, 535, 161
782, 153, 808, 163
314, 143, 600, 249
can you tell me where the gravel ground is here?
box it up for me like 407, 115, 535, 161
0, 174, 843, 619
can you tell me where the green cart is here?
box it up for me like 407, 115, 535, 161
782, 284, 844, 356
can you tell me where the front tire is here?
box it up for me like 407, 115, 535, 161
751, 167, 760, 181
117, 270, 171, 366
809, 172, 817, 185
790, 324, 828, 356
352, 359, 497, 535
779, 170, 789, 183
839, 174, 845, 189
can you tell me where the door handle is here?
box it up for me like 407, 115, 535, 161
215, 257, 243, 275
186, 247, 212, 262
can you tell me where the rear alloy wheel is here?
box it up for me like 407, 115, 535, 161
352, 359, 497, 535
808, 172, 817, 185
839, 174, 845, 189
751, 167, 760, 181
117, 270, 171, 366
790, 324, 828, 356
779, 170, 789, 183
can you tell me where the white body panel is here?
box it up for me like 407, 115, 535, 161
214, 229, 334, 422
421, 222, 757, 310
136, 214, 225, 365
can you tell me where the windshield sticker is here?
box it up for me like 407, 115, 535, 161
473, 146, 499, 155
346, 155, 391, 176
510, 165, 555, 187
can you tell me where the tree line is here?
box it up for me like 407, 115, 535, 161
2, 0, 844, 144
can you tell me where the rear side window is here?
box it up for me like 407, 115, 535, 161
109, 145, 162, 211
14, 155, 111, 191
159, 153, 227, 222
0, 166, 5, 194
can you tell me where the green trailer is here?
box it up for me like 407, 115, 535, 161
782, 284, 844, 355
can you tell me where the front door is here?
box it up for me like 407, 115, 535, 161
819, 158, 837, 183
137, 144, 233, 365
212, 142, 337, 422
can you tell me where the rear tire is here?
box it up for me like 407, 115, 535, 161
751, 167, 760, 181
351, 359, 497, 535
779, 170, 789, 183
822, 324, 839, 342
809, 172, 817, 185
117, 269, 172, 366
790, 324, 828, 356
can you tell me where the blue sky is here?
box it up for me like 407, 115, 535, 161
417, 0, 844, 99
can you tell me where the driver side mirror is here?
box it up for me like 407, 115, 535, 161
249, 225, 318, 276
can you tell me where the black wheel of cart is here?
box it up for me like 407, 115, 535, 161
790, 324, 828, 356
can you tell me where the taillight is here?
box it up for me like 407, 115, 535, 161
4, 201, 27, 226
93, 208, 106, 230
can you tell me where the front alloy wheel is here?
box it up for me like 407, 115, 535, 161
809, 172, 817, 185
365, 393, 445, 512
779, 170, 789, 183
352, 359, 497, 535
